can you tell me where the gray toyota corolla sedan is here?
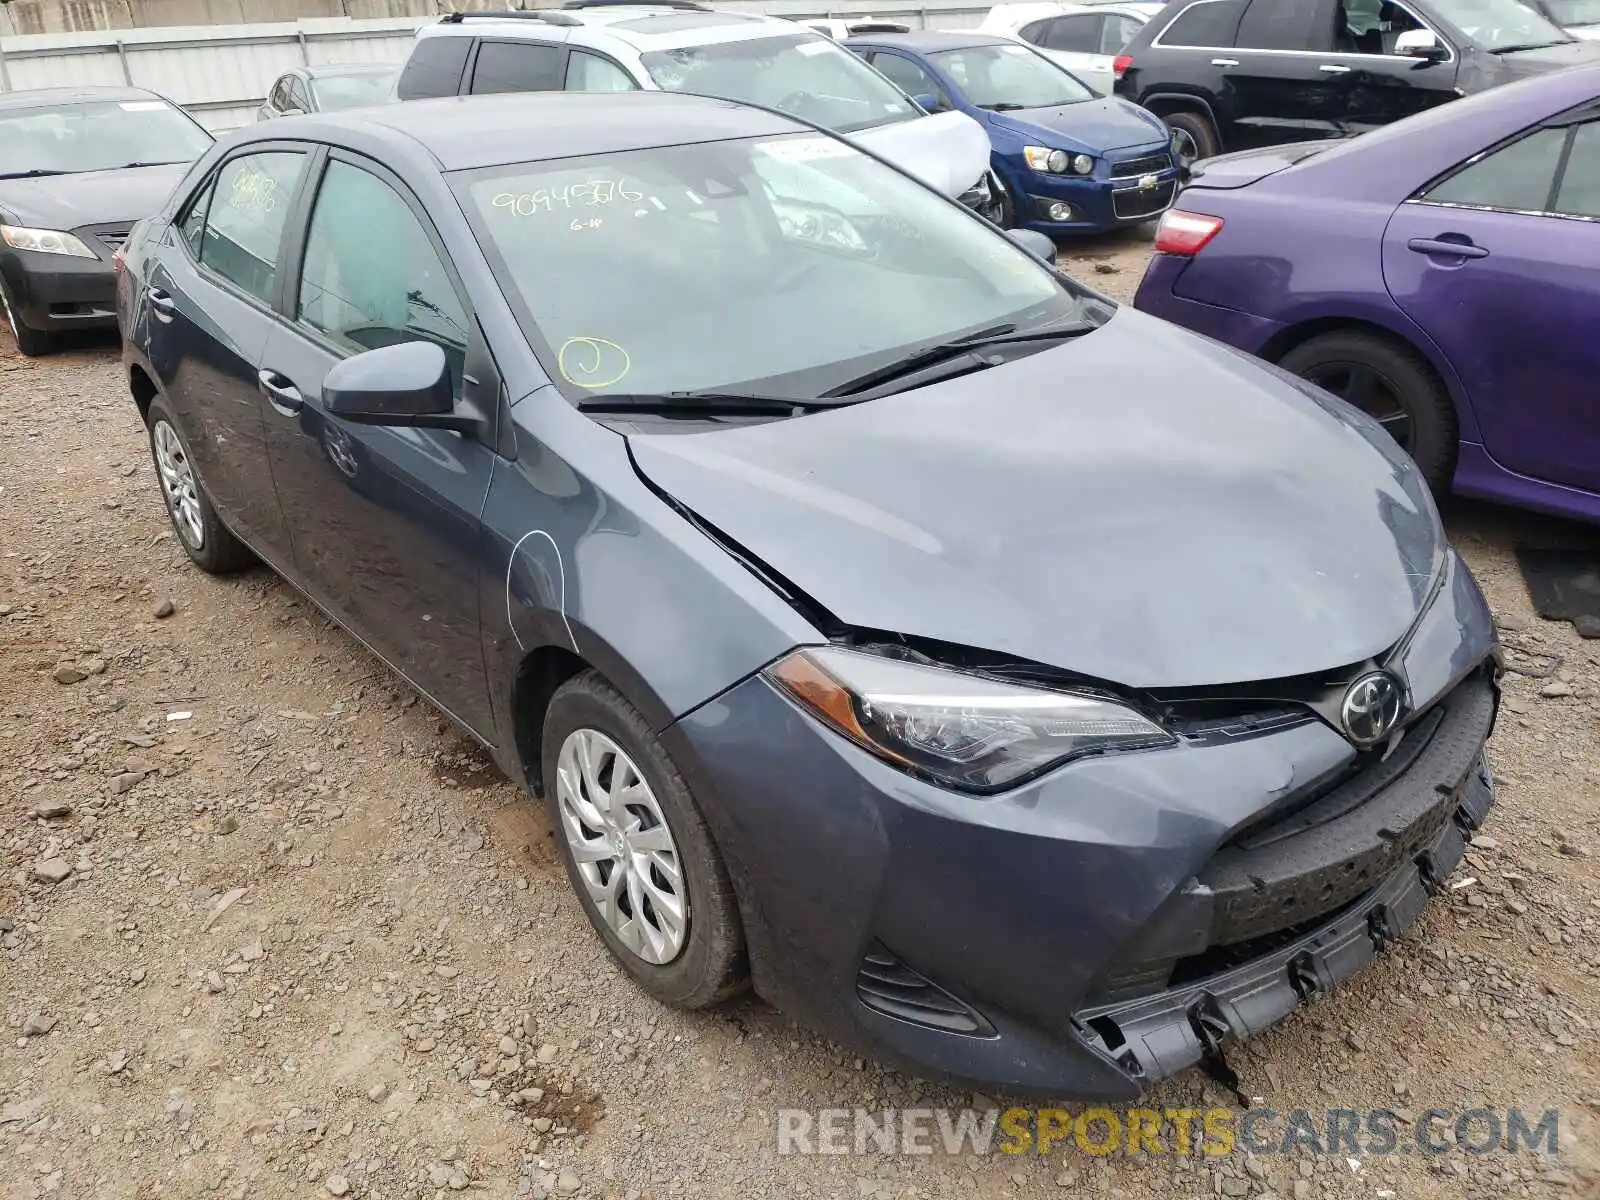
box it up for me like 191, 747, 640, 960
116, 90, 1500, 1099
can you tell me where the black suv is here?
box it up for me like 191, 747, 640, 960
1114, 0, 1600, 164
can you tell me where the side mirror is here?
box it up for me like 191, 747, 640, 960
913, 92, 942, 113
1005, 227, 1057, 263
1395, 29, 1447, 61
324, 342, 478, 435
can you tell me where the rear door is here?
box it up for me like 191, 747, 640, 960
1224, 0, 1351, 147
139, 147, 311, 565
1031, 13, 1114, 92
1382, 111, 1600, 493
258, 150, 499, 729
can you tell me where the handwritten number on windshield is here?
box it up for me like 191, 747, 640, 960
491, 180, 643, 218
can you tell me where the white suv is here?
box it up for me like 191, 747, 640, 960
395, 1, 1000, 219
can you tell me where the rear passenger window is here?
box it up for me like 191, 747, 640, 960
178, 177, 214, 259
1044, 14, 1102, 52
1423, 128, 1565, 213
200, 151, 306, 305
1159, 0, 1246, 48
566, 50, 639, 92
1018, 18, 1053, 45
396, 36, 471, 100
1101, 13, 1144, 53
471, 41, 566, 94
1236, 0, 1336, 51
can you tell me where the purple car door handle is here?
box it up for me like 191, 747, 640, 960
1407, 237, 1489, 260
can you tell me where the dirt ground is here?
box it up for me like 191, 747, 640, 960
2, 233, 1598, 1200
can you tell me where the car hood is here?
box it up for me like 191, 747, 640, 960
851, 109, 993, 196
628, 310, 1444, 689
0, 163, 190, 232
991, 96, 1168, 152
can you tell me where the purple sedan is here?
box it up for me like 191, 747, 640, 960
1134, 63, 1600, 525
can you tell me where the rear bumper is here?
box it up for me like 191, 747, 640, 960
0, 249, 117, 331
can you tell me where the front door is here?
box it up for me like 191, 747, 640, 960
140, 148, 310, 564
259, 152, 498, 730
1337, 0, 1460, 133
1382, 113, 1600, 493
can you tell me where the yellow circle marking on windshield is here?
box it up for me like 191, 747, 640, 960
558, 337, 632, 390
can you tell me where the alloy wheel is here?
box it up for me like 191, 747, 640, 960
152, 420, 205, 550
1, 286, 18, 341
555, 728, 689, 965
1299, 361, 1414, 453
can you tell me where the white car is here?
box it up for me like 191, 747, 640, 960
1527, 0, 1600, 38
978, 1, 1163, 94
395, 1, 998, 217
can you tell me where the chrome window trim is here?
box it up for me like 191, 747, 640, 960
1152, 0, 1457, 65
1404, 196, 1600, 223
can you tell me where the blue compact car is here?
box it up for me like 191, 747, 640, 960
847, 31, 1180, 234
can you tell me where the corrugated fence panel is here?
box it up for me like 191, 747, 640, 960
0, 6, 989, 126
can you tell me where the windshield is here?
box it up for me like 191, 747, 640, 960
933, 43, 1095, 109
1543, 0, 1600, 25
311, 68, 399, 112
1431, 0, 1572, 49
640, 34, 918, 134
0, 99, 213, 178
462, 133, 1086, 402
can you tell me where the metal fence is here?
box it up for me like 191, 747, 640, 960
0, 2, 990, 131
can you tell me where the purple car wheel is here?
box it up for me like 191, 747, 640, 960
1279, 330, 1458, 494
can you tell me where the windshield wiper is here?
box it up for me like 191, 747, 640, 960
981, 102, 1028, 111
576, 391, 850, 418
114, 160, 185, 169
0, 168, 73, 180
819, 323, 1095, 398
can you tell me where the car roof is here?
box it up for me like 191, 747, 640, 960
245, 90, 805, 172
0, 85, 164, 112
415, 5, 823, 52
846, 30, 1016, 52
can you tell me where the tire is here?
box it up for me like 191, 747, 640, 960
1277, 330, 1458, 494
1163, 110, 1219, 170
1, 282, 54, 357
542, 671, 746, 1009
144, 398, 256, 574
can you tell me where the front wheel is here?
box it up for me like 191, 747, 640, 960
1277, 331, 1459, 494
1, 282, 53, 357
542, 671, 747, 1009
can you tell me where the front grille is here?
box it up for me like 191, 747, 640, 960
1110, 152, 1173, 180
1112, 180, 1176, 220
856, 944, 994, 1037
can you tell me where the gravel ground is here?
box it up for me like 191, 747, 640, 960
2, 236, 1598, 1200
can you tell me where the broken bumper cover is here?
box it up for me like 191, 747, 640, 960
1074, 753, 1493, 1087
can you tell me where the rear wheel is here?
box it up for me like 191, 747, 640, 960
1, 282, 53, 357
1162, 110, 1219, 171
145, 398, 255, 574
1278, 330, 1458, 493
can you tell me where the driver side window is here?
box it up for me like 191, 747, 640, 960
297, 160, 470, 396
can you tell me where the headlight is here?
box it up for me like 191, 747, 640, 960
765, 646, 1174, 793
0, 224, 97, 259
1023, 146, 1072, 174
1072, 153, 1095, 175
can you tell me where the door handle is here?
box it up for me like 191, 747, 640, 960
1407, 237, 1489, 260
258, 368, 304, 414
1318, 63, 1352, 73
1211, 58, 1239, 66
146, 287, 176, 323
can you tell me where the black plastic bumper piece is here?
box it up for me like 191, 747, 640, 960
1073, 753, 1493, 1087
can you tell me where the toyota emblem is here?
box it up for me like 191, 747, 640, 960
1340, 672, 1404, 746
